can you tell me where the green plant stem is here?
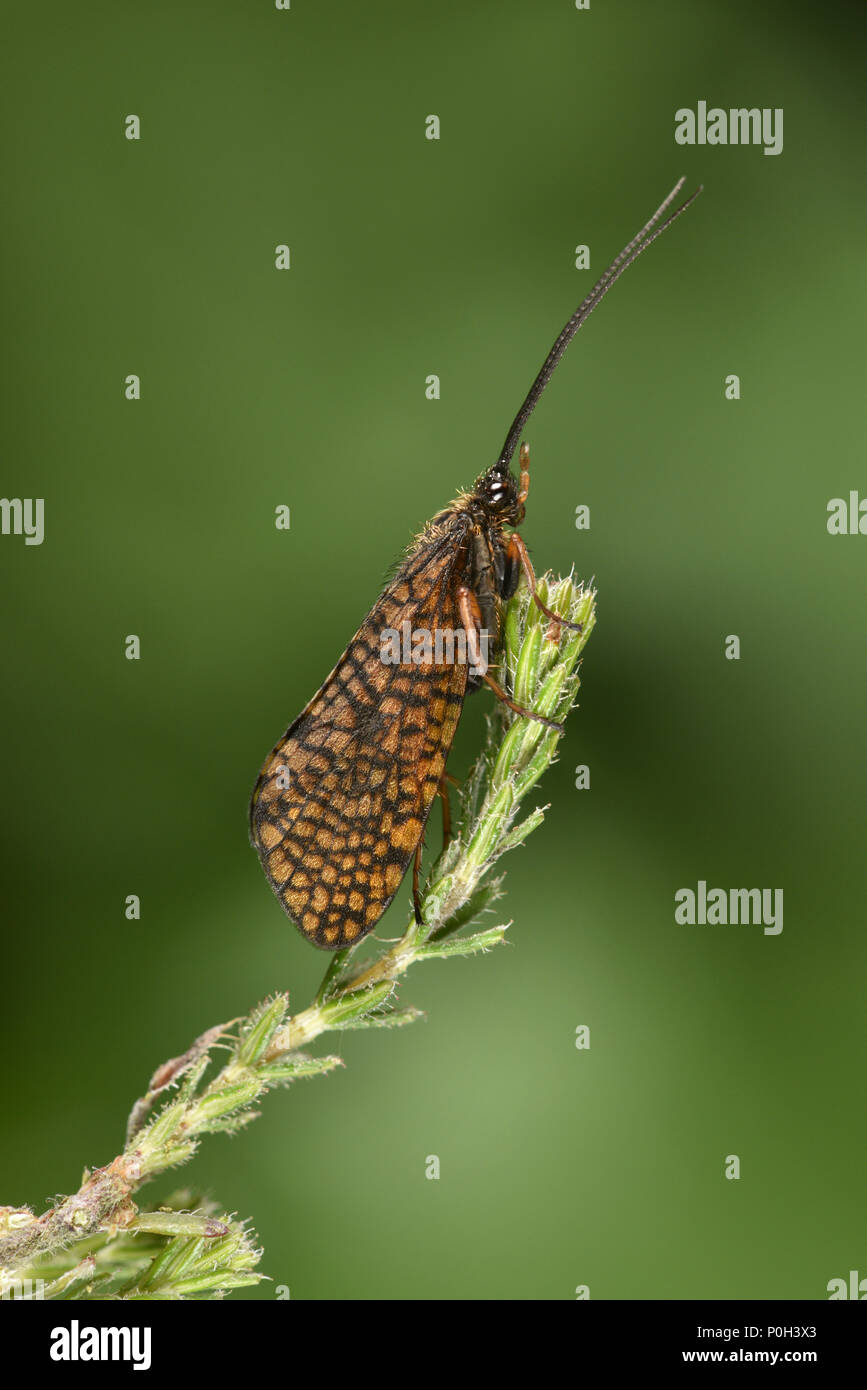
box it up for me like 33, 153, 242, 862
0, 571, 595, 1300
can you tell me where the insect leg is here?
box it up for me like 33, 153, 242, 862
412, 777, 454, 925
505, 530, 582, 633
437, 772, 453, 848
456, 585, 564, 734
412, 839, 424, 925
456, 584, 488, 673
517, 442, 530, 509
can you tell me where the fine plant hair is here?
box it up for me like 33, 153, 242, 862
0, 573, 594, 1301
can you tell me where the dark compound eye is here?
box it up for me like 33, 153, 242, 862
487, 481, 514, 513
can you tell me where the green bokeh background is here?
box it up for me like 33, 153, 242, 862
2, 1, 864, 1300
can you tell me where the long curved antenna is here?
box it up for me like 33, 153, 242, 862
493, 176, 702, 475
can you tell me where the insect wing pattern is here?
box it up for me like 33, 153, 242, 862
250, 520, 471, 948
250, 182, 702, 950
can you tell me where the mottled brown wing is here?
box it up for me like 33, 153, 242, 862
250, 523, 472, 949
